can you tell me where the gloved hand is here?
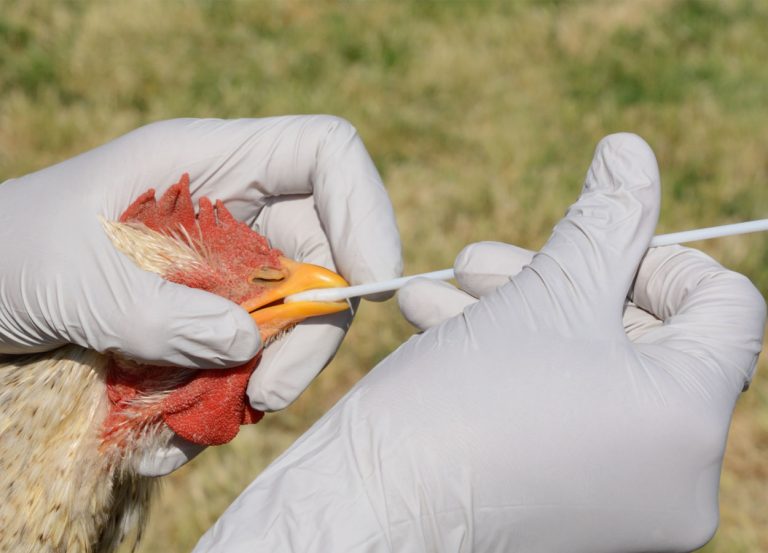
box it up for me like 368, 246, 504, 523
192, 134, 766, 553
0, 116, 402, 474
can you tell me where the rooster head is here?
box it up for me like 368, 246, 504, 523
100, 174, 350, 453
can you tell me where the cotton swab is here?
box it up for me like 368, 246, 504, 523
285, 218, 768, 304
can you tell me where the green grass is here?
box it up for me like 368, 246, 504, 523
1, 0, 766, 551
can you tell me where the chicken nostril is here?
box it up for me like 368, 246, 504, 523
250, 267, 286, 283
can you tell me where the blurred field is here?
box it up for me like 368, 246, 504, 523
1, 0, 767, 551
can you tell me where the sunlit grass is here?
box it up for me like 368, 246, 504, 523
1, 0, 766, 551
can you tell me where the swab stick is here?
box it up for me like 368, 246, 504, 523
285, 218, 768, 304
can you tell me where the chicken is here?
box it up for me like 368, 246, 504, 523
0, 174, 349, 553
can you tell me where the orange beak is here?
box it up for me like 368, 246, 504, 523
240, 257, 349, 341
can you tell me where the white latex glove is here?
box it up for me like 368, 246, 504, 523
193, 134, 766, 553
0, 116, 402, 473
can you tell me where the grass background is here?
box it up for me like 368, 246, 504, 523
1, 0, 766, 551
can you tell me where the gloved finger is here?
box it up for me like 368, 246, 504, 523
454, 241, 535, 298
248, 312, 350, 412
631, 245, 766, 392
83, 246, 261, 368
398, 278, 476, 332
97, 117, 402, 299
523, 133, 660, 326
247, 195, 352, 411
136, 434, 206, 477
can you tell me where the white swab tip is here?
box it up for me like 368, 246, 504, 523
284, 290, 339, 303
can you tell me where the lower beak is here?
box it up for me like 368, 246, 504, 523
240, 257, 349, 341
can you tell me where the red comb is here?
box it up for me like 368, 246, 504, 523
120, 174, 197, 237
120, 173, 281, 301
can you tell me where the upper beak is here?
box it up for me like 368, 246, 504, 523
240, 257, 349, 341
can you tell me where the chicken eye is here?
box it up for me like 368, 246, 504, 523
250, 266, 286, 283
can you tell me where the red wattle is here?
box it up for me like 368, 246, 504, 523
160, 359, 264, 445
104, 358, 264, 447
